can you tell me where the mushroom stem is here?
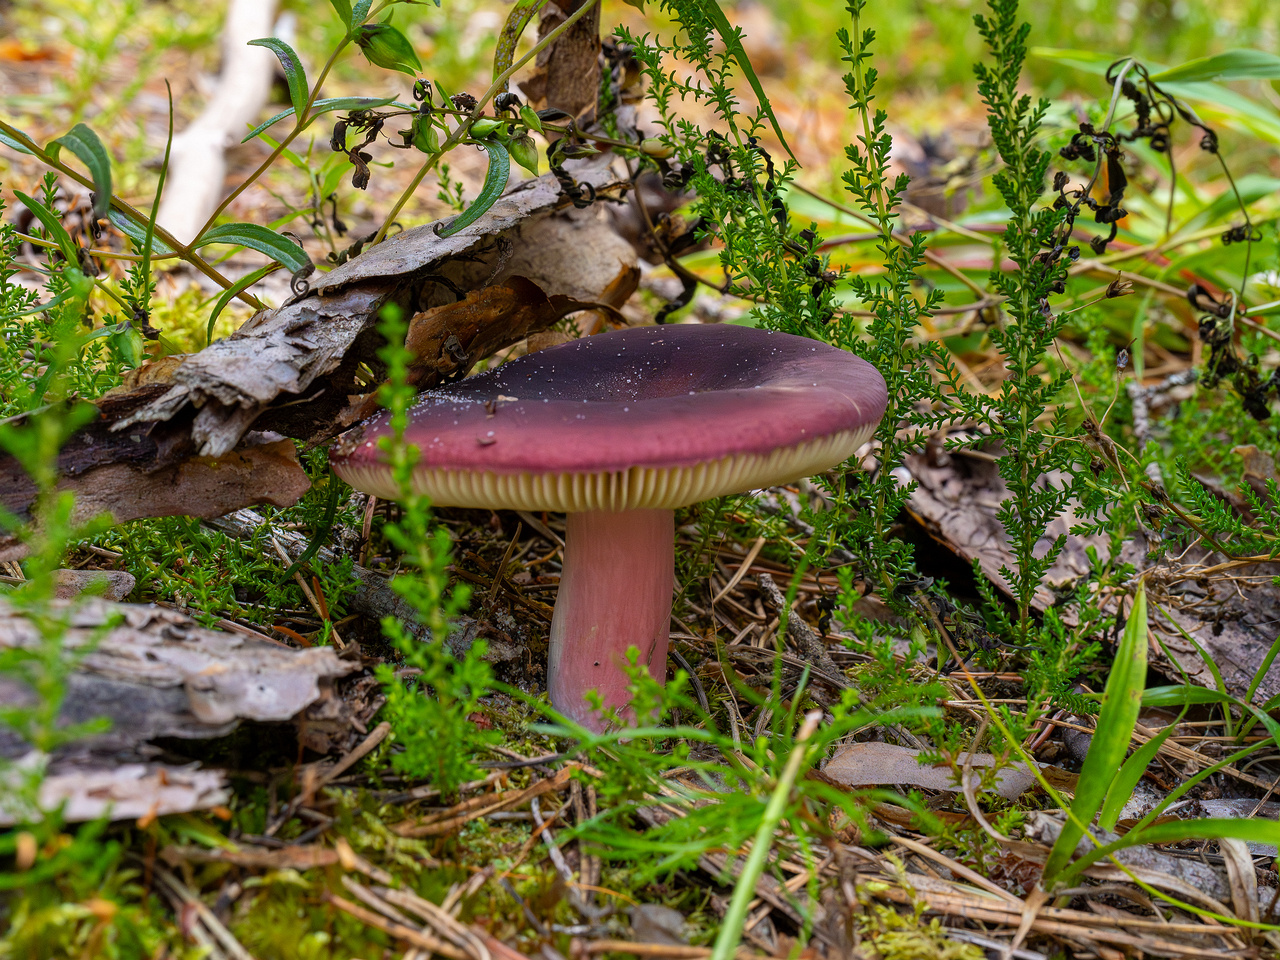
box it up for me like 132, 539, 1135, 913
547, 508, 674, 730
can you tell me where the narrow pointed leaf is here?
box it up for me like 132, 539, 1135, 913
1152, 49, 1280, 83
1097, 716, 1178, 831
249, 38, 310, 117
0, 288, 76, 321
241, 95, 401, 143
195, 222, 310, 273
695, 0, 795, 161
493, 0, 548, 89
327, 0, 351, 24
434, 139, 510, 238
107, 211, 176, 255
349, 0, 373, 34
0, 126, 35, 155
1071, 817, 1280, 878
1142, 685, 1280, 748
53, 123, 112, 218
1043, 584, 1147, 888
15, 191, 79, 263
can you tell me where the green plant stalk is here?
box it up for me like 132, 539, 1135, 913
188, 5, 379, 245
136, 83, 175, 316
372, 0, 602, 244
850, 26, 900, 596
709, 710, 821, 960
0, 118, 260, 308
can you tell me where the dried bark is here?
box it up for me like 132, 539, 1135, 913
0, 763, 229, 826
519, 0, 602, 123
0, 596, 357, 762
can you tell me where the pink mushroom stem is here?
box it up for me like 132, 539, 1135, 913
547, 508, 674, 730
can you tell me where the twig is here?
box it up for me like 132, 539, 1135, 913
323, 892, 468, 959
266, 722, 391, 836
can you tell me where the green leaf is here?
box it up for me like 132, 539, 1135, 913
1097, 711, 1179, 832
1142, 685, 1280, 749
327, 0, 351, 24
0, 126, 35, 155
107, 211, 175, 255
206, 264, 275, 346
15, 191, 79, 263
695, 0, 795, 162
1043, 583, 1147, 888
1074, 817, 1280, 876
249, 38, 309, 117
434, 139, 510, 238
355, 22, 421, 76
1152, 49, 1280, 83
493, 0, 548, 89
195, 223, 310, 273
241, 95, 401, 143
53, 124, 113, 219
1032, 47, 1280, 145
349, 0, 373, 33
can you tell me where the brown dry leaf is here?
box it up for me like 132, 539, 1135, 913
0, 762, 228, 825
822, 741, 1040, 800
404, 275, 623, 383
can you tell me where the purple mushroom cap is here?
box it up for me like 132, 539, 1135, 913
332, 324, 888, 730
334, 325, 888, 509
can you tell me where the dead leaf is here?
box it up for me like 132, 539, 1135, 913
822, 741, 1040, 800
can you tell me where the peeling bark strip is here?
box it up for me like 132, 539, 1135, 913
0, 596, 356, 762
0, 159, 632, 558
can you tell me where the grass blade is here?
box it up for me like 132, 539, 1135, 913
709, 710, 820, 960
1043, 582, 1147, 887
695, 0, 795, 161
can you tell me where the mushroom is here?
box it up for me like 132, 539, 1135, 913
331, 325, 887, 730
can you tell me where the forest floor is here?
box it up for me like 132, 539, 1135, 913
3, 1, 1280, 959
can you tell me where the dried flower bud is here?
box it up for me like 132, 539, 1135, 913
451, 92, 478, 112
1106, 277, 1134, 298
